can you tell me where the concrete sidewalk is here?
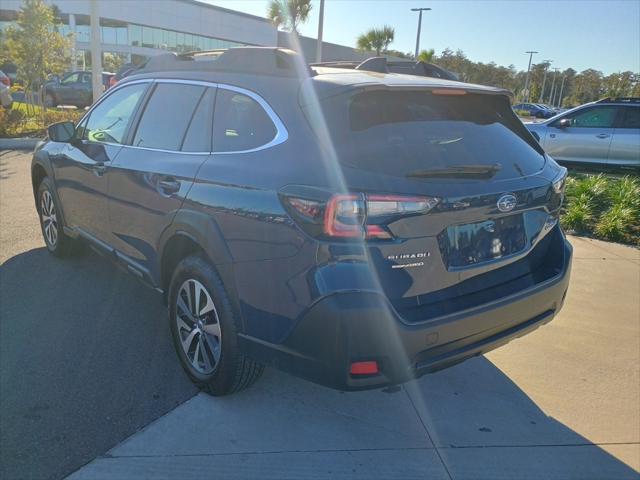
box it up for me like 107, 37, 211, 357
68, 237, 640, 480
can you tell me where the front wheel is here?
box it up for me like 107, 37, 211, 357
37, 178, 78, 257
168, 255, 264, 396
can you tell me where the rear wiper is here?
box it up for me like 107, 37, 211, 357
406, 164, 502, 179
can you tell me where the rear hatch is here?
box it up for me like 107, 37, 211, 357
296, 86, 564, 319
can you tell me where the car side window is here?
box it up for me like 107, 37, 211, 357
60, 73, 79, 85
182, 87, 215, 152
620, 107, 640, 129
132, 83, 205, 151
562, 106, 618, 128
80, 73, 91, 84
212, 89, 277, 152
82, 83, 147, 144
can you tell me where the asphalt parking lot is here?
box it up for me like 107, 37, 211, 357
1, 149, 639, 479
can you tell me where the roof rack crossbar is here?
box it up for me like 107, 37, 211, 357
136, 47, 311, 78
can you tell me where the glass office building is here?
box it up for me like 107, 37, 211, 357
0, 0, 275, 71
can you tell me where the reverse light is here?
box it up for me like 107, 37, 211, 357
552, 167, 568, 195
324, 194, 366, 237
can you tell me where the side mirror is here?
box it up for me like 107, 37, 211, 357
557, 118, 571, 129
47, 121, 75, 143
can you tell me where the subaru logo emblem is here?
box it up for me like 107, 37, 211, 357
497, 194, 517, 212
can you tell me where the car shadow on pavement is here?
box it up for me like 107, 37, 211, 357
2, 247, 638, 480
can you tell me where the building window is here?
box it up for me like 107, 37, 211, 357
129, 24, 141, 46
142, 26, 153, 48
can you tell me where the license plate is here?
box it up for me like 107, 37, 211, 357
440, 215, 526, 268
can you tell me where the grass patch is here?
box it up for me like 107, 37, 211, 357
0, 102, 84, 138
562, 173, 640, 245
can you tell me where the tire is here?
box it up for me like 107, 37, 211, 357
43, 93, 55, 108
37, 177, 78, 257
168, 255, 264, 396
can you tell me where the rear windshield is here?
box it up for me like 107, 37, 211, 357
309, 90, 545, 178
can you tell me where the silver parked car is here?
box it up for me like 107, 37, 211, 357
525, 97, 640, 170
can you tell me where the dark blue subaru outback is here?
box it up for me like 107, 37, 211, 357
32, 48, 572, 395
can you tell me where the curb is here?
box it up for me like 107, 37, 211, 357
0, 138, 44, 151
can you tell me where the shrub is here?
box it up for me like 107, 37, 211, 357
561, 193, 593, 232
0, 108, 27, 137
562, 174, 640, 245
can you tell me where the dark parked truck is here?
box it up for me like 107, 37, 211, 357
32, 48, 572, 395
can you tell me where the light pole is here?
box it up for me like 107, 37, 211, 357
557, 75, 566, 108
523, 50, 538, 102
315, 0, 325, 63
548, 67, 559, 105
411, 7, 432, 59
89, 0, 103, 105
538, 60, 552, 103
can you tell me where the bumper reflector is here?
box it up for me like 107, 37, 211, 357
350, 361, 379, 375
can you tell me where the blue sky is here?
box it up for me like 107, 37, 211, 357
208, 0, 640, 75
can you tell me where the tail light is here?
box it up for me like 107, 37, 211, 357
0, 76, 9, 87
109, 76, 117, 88
282, 191, 439, 241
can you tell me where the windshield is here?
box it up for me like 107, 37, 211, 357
310, 90, 546, 179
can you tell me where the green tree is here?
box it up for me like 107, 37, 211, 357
102, 52, 127, 73
0, 0, 71, 98
417, 49, 435, 63
565, 69, 604, 105
602, 71, 638, 98
356, 26, 395, 56
267, 0, 312, 33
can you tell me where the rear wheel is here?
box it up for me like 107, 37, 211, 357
37, 178, 78, 257
169, 255, 263, 396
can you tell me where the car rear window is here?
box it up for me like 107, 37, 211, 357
310, 90, 546, 179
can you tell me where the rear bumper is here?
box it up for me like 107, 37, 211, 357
240, 236, 572, 391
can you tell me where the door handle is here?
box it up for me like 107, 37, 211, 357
93, 162, 106, 177
158, 178, 181, 195
596, 133, 610, 139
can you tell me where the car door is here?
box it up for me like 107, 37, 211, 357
51, 82, 149, 244
107, 81, 215, 279
56, 72, 80, 104
544, 105, 618, 165
608, 105, 640, 168
76, 72, 93, 106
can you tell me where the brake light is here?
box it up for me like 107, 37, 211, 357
431, 88, 466, 96
350, 361, 379, 376
283, 191, 439, 240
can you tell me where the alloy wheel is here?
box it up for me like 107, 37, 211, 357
176, 279, 222, 374
40, 190, 58, 247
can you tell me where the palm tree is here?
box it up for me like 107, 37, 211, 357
267, 0, 312, 34
417, 49, 435, 63
356, 26, 395, 56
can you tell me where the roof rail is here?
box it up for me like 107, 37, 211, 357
134, 47, 311, 78
596, 97, 640, 104
309, 57, 390, 73
355, 57, 388, 73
